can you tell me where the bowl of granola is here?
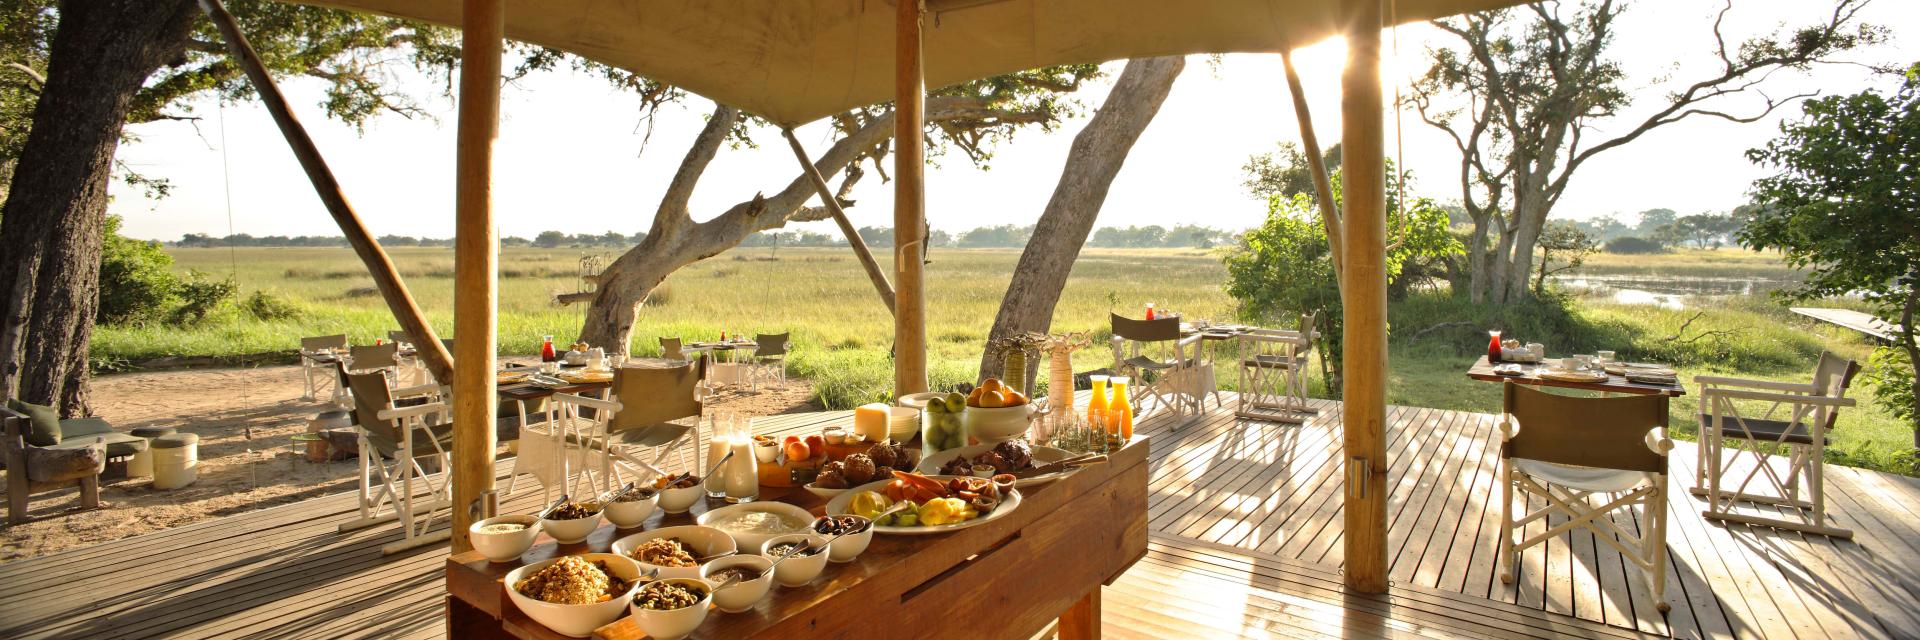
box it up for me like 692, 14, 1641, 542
611, 525, 735, 581
503, 553, 640, 638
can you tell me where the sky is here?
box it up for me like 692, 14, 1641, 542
108, 0, 1919, 242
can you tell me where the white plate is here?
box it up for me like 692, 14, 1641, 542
822, 476, 1022, 536
913, 443, 1079, 488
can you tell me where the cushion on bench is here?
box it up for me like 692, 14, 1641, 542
48, 423, 148, 459
5, 399, 61, 447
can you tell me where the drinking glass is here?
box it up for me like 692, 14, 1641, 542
1596, 350, 1616, 364
704, 412, 731, 497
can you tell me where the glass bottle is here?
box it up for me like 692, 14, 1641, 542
1486, 330, 1503, 363
1109, 376, 1135, 441
540, 335, 558, 363
1145, 303, 1157, 321
1086, 375, 1110, 430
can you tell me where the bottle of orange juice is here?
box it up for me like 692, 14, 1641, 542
1109, 376, 1135, 441
1086, 374, 1110, 428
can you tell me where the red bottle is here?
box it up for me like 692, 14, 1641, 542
1145, 303, 1157, 321
540, 335, 557, 363
1487, 330, 1503, 363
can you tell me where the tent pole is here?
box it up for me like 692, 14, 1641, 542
1340, 0, 1389, 594
780, 129, 897, 316
1280, 50, 1344, 283
196, 0, 454, 385
449, 0, 504, 554
893, 0, 929, 395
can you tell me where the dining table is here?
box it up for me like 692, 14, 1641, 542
1464, 355, 1686, 397
443, 431, 1151, 640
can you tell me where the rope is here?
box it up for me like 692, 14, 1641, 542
1389, 0, 1406, 224
217, 99, 238, 278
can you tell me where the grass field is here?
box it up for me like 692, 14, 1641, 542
96, 245, 1915, 475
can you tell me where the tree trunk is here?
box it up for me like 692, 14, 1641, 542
975, 56, 1185, 381
1465, 214, 1490, 302
0, 0, 198, 415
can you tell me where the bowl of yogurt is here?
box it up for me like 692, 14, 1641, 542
697, 502, 816, 552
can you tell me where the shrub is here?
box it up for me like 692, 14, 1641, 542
1865, 346, 1916, 444
170, 270, 237, 325
98, 216, 180, 324
243, 290, 301, 321
1603, 236, 1666, 254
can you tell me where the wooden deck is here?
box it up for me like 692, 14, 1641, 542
2, 394, 1916, 639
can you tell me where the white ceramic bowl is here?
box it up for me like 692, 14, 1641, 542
604, 492, 658, 529
698, 501, 817, 552
886, 406, 920, 442
503, 553, 641, 638
803, 482, 850, 500
962, 404, 1037, 444
469, 514, 541, 563
540, 507, 604, 545
816, 516, 873, 563
700, 554, 775, 613
658, 483, 705, 514
627, 578, 711, 640
759, 533, 829, 587
753, 441, 780, 463
611, 525, 736, 581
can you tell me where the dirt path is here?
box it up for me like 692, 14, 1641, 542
0, 361, 817, 561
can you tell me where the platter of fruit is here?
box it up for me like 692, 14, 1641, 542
824, 470, 1022, 536
914, 440, 1080, 488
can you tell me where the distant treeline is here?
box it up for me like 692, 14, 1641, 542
166, 224, 1242, 250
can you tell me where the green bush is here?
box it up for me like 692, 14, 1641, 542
98, 215, 180, 324
1865, 346, 1916, 444
169, 270, 237, 325
1602, 236, 1666, 254
243, 290, 301, 321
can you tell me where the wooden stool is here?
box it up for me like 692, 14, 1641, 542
152, 433, 199, 490
307, 410, 350, 462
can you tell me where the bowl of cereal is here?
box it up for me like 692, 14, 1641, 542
469, 514, 540, 563
611, 525, 735, 581
654, 475, 706, 514
604, 486, 658, 529
504, 553, 640, 638
539, 500, 604, 545
700, 554, 774, 613
628, 578, 711, 640
759, 533, 829, 587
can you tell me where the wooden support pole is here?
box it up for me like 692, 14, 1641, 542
450, 0, 504, 554
1340, 0, 1389, 594
780, 128, 897, 316
197, 0, 453, 385
1280, 50, 1344, 284
893, 0, 929, 395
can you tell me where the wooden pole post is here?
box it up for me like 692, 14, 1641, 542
893, 0, 929, 396
1340, 0, 1389, 594
196, 0, 454, 385
780, 128, 897, 316
1280, 50, 1344, 284
450, 0, 504, 554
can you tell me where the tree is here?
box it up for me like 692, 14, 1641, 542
1741, 63, 1919, 445
1411, 0, 1885, 304
569, 64, 1104, 355
1242, 142, 1340, 203
1634, 208, 1677, 238
1533, 220, 1597, 294
531, 230, 567, 248
1224, 166, 1462, 391
856, 225, 894, 247
0, 1, 480, 415
976, 56, 1185, 380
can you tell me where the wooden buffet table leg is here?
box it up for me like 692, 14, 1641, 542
1058, 587, 1102, 640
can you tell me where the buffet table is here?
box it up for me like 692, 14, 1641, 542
444, 433, 1150, 639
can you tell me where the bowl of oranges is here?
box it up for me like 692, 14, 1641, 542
961, 378, 1038, 444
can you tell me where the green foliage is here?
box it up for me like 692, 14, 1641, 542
169, 270, 237, 326
1602, 236, 1667, 254
1534, 221, 1598, 294
1865, 347, 1914, 438
0, 1, 52, 199
242, 290, 300, 321
1223, 165, 1462, 390
1241, 142, 1340, 203
98, 215, 180, 324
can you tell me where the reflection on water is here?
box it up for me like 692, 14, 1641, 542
1552, 274, 1796, 310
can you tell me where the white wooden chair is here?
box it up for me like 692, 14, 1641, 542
298, 334, 347, 402
1499, 383, 1674, 612
1110, 313, 1205, 427
748, 332, 789, 389
339, 370, 455, 554
1235, 311, 1318, 423
1693, 351, 1860, 538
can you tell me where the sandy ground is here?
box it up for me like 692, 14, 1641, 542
0, 359, 818, 561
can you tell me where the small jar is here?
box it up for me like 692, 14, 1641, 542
971, 464, 996, 479
822, 426, 847, 446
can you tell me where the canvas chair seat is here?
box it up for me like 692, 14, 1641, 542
1242, 354, 1305, 370
1697, 414, 1815, 446
1512, 459, 1652, 494
1121, 355, 1185, 371
365, 421, 456, 458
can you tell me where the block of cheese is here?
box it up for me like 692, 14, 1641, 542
854, 403, 891, 443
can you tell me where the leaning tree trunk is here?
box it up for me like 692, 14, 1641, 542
0, 0, 198, 415
975, 56, 1185, 381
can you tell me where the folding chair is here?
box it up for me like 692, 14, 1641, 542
339, 371, 455, 554
660, 337, 686, 362
1693, 351, 1859, 538
749, 332, 789, 388
1499, 383, 1674, 612
596, 363, 705, 488
299, 334, 348, 401
386, 330, 425, 385
1110, 313, 1205, 427
1236, 311, 1318, 423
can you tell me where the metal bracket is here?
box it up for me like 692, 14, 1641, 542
1349, 457, 1370, 500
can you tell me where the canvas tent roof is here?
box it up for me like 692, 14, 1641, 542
297, 0, 1521, 126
